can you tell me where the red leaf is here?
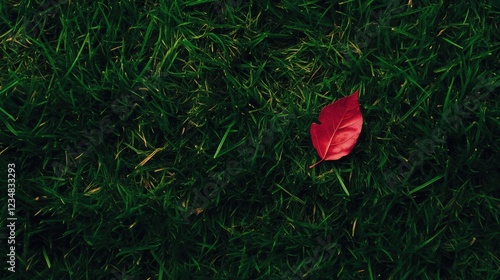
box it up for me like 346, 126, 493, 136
310, 90, 363, 168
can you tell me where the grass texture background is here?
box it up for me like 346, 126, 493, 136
0, 0, 499, 279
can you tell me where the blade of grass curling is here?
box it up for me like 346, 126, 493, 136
409, 175, 444, 195
334, 168, 350, 196
214, 121, 236, 159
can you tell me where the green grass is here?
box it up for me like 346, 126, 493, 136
1, 0, 499, 279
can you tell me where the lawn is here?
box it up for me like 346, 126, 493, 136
1, 0, 499, 279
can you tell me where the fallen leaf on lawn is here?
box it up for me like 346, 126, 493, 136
310, 90, 363, 168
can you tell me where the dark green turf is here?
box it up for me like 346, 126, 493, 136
1, 0, 499, 279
